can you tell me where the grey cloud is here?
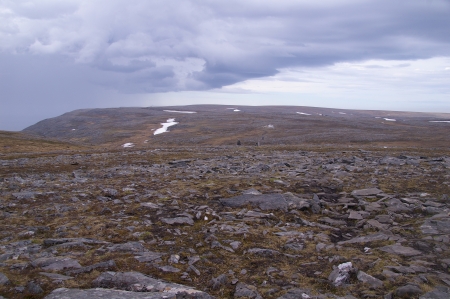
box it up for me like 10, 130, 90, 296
1, 0, 450, 106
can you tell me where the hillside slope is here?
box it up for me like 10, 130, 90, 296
23, 105, 450, 148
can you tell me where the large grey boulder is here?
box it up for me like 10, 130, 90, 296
92, 271, 213, 298
328, 262, 354, 287
44, 288, 215, 299
234, 282, 262, 299
356, 270, 383, 289
0, 272, 10, 285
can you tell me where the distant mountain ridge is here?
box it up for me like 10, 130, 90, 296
22, 105, 450, 148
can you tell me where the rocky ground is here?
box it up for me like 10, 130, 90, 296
0, 145, 449, 298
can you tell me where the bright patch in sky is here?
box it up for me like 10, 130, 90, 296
221, 57, 450, 112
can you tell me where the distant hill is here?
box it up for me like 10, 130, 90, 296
22, 105, 450, 149
0, 130, 85, 155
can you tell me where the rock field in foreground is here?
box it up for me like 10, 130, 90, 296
0, 146, 450, 298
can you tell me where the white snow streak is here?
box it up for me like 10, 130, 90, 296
297, 112, 311, 116
154, 118, 179, 135
163, 110, 196, 114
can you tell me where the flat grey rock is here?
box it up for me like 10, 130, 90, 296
421, 218, 450, 235
220, 193, 288, 211
43, 238, 108, 247
338, 233, 390, 245
65, 260, 116, 275
161, 217, 194, 225
40, 272, 73, 281
106, 241, 147, 253
44, 288, 215, 299
134, 251, 165, 263
12, 191, 36, 200
379, 244, 422, 256
420, 286, 450, 299
92, 271, 211, 298
276, 288, 313, 299
351, 188, 383, 197
31, 257, 82, 271
247, 248, 280, 257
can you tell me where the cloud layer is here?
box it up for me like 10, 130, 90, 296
2, 0, 450, 93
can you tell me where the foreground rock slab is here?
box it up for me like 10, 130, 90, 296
44, 288, 215, 299
92, 271, 213, 297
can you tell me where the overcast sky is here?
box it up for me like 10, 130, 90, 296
1, 0, 450, 130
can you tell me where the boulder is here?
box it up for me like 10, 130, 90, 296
395, 284, 423, 298
234, 282, 262, 299
357, 270, 383, 289
420, 286, 450, 299
328, 262, 354, 287
378, 244, 422, 257
0, 272, 10, 285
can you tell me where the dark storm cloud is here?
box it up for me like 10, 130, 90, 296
1, 0, 449, 92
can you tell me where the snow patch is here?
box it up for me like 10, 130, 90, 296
122, 143, 134, 148
383, 118, 396, 122
430, 121, 450, 123
154, 118, 179, 135
339, 112, 346, 115
297, 112, 311, 116
265, 124, 274, 129
163, 110, 196, 114
226, 108, 240, 111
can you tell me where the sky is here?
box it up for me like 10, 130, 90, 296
1, 0, 450, 131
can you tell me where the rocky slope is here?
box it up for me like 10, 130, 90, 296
0, 145, 449, 298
